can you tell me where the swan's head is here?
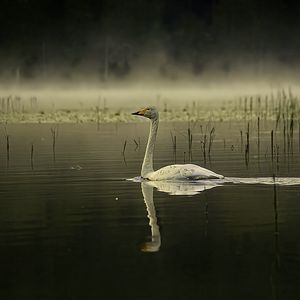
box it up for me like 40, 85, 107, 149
132, 106, 158, 120
140, 241, 160, 253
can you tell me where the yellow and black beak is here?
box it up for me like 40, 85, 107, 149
132, 108, 147, 116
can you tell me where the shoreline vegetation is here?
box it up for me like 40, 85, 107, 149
0, 89, 299, 124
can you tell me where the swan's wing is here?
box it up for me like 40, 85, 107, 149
148, 164, 223, 181
147, 165, 183, 180
180, 164, 224, 180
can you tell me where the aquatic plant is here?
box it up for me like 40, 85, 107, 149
170, 131, 177, 163
51, 126, 58, 162
30, 143, 34, 170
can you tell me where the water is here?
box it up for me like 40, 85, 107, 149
0, 122, 300, 300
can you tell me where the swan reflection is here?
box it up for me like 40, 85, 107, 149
140, 182, 161, 252
145, 179, 221, 195
140, 180, 221, 252
138, 176, 300, 252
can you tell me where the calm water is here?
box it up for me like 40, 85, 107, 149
0, 122, 300, 300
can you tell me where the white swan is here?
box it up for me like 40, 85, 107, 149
132, 106, 224, 181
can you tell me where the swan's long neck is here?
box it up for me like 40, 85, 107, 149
141, 118, 159, 178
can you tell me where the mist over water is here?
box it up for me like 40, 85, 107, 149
1, 78, 300, 111
1, 0, 300, 103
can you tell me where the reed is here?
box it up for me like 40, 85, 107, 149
201, 134, 207, 163
122, 140, 127, 155
6, 97, 11, 114
96, 106, 100, 130
257, 117, 260, 156
264, 96, 268, 120
30, 143, 34, 170
283, 115, 286, 155
208, 127, 215, 156
6, 134, 10, 163
51, 126, 58, 162
289, 113, 294, 154
187, 126, 193, 162
240, 130, 243, 153
3, 126, 10, 164
272, 173, 279, 270
271, 130, 274, 163
298, 121, 300, 152
257, 96, 261, 116
275, 110, 281, 131
170, 131, 177, 163
245, 123, 250, 166
276, 145, 280, 172
244, 97, 248, 114
133, 139, 139, 151
164, 102, 168, 113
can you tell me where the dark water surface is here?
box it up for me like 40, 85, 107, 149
0, 122, 300, 300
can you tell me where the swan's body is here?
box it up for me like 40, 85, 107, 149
132, 107, 223, 181
146, 164, 223, 181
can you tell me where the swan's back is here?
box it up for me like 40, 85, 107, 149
147, 164, 224, 181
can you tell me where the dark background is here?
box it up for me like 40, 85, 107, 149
1, 0, 300, 82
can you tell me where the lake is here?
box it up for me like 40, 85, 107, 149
0, 121, 300, 300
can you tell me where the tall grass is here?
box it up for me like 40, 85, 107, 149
51, 126, 58, 162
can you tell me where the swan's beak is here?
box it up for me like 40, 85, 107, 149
132, 108, 147, 116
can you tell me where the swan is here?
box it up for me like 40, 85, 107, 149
132, 106, 224, 181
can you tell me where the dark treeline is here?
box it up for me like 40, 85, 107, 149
1, 0, 300, 82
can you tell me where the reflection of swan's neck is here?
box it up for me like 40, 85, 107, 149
142, 118, 159, 178
141, 182, 161, 252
